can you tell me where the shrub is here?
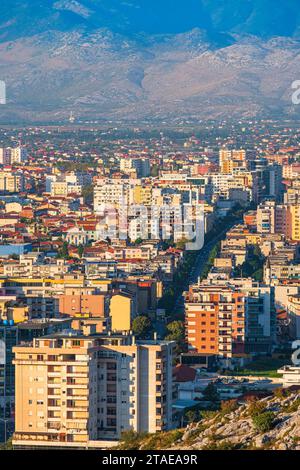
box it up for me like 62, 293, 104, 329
117, 430, 149, 450
220, 399, 239, 416
252, 412, 275, 433
200, 410, 219, 421
284, 398, 300, 413
0, 437, 12, 450
141, 430, 184, 450
185, 409, 198, 424
203, 439, 238, 450
273, 387, 286, 399
247, 398, 266, 418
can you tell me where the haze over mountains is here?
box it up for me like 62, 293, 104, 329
1, 0, 300, 123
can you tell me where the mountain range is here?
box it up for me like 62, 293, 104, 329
1, 1, 300, 123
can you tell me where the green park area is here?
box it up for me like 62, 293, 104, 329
228, 357, 291, 378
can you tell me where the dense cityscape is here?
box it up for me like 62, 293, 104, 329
0, 120, 296, 451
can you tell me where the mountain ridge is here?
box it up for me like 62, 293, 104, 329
1, 1, 300, 42
0, 2, 300, 122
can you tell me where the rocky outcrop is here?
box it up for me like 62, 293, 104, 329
169, 393, 300, 450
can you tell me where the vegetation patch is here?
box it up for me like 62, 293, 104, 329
252, 412, 275, 433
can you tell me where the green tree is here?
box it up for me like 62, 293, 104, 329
235, 245, 265, 281
161, 240, 175, 250
203, 383, 220, 403
78, 244, 84, 258
185, 409, 198, 424
82, 185, 94, 205
165, 320, 186, 354
132, 316, 152, 339
165, 320, 185, 342
60, 241, 69, 259
158, 287, 176, 313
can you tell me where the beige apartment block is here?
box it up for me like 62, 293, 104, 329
109, 291, 136, 331
13, 333, 175, 449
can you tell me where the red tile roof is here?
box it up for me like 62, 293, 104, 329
173, 364, 197, 382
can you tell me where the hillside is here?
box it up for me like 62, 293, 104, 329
116, 391, 300, 451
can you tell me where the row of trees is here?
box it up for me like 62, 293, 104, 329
132, 316, 185, 350
234, 245, 265, 281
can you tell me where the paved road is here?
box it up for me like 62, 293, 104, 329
172, 218, 242, 316
190, 222, 238, 284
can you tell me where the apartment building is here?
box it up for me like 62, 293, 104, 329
256, 201, 299, 240
287, 295, 300, 338
3, 255, 67, 278
0, 172, 25, 193
59, 293, 106, 318
0, 318, 72, 443
185, 281, 274, 361
219, 149, 246, 174
0, 147, 27, 165
242, 284, 274, 354
284, 185, 300, 205
120, 158, 150, 178
109, 291, 137, 332
0, 324, 18, 440
290, 204, 300, 241
93, 179, 130, 212
12, 332, 175, 449
51, 181, 82, 197
282, 163, 300, 180
0, 148, 12, 165
257, 201, 276, 234
0, 276, 111, 298
130, 184, 152, 205
264, 257, 300, 285
10, 147, 28, 164
185, 284, 246, 358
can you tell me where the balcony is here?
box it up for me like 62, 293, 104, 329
48, 378, 61, 385
48, 389, 61, 397
67, 412, 88, 420
107, 374, 117, 382
48, 400, 61, 408
66, 400, 88, 410
47, 371, 61, 377
47, 422, 61, 431
66, 378, 89, 386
